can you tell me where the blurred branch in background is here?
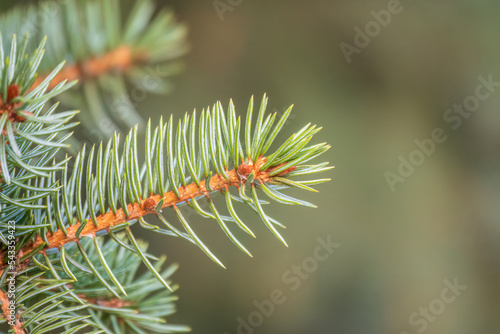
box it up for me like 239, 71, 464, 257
0, 0, 188, 142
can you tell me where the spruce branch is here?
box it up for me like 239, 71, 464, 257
1, 155, 294, 270
2, 93, 331, 287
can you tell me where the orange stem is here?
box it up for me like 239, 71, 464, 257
33, 45, 137, 90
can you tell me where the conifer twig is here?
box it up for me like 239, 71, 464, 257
0, 158, 293, 270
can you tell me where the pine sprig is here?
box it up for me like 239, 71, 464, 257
0, 267, 86, 334
1, 94, 331, 283
44, 235, 189, 333
0, 234, 188, 333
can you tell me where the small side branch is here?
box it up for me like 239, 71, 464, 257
33, 45, 140, 90
0, 159, 283, 269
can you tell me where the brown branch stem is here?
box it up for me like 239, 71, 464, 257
33, 45, 142, 91
82, 297, 134, 308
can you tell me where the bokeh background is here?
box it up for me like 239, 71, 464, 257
3, 0, 500, 333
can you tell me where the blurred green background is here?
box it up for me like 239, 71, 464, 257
4, 0, 500, 333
